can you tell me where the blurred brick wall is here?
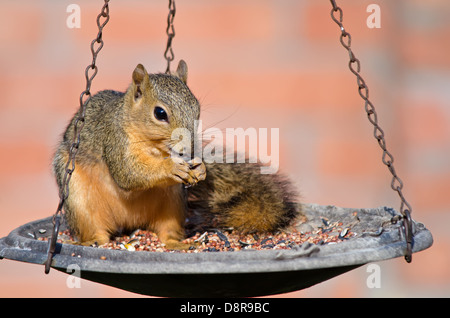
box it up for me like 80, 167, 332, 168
0, 0, 448, 297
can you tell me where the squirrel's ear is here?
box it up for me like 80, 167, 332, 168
175, 60, 188, 84
132, 64, 149, 100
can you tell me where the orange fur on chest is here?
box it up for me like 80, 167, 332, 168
66, 159, 185, 244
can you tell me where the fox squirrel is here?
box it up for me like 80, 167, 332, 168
53, 60, 301, 249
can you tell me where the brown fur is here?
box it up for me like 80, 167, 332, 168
53, 61, 202, 249
53, 60, 301, 249
187, 162, 299, 235
64, 158, 186, 247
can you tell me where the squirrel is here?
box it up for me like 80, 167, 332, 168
52, 60, 301, 249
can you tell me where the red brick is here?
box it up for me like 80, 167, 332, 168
190, 70, 362, 110
0, 3, 43, 46
177, 2, 275, 42
300, 2, 393, 46
409, 173, 450, 212
399, 238, 450, 286
1, 75, 83, 113
399, 29, 450, 69
316, 137, 386, 178
399, 101, 450, 146
73, 4, 165, 46
0, 143, 52, 177
72, 2, 275, 48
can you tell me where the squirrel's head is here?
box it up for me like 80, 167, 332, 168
125, 60, 201, 160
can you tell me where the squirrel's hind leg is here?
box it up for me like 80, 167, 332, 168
155, 221, 197, 251
63, 163, 116, 247
151, 189, 197, 251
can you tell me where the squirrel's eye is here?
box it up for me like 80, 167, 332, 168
154, 106, 168, 122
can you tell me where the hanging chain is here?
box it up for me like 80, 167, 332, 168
329, 0, 413, 263
44, 0, 111, 274
164, 0, 176, 74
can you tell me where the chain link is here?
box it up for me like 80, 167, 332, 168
164, 0, 176, 74
329, 0, 413, 263
44, 0, 111, 274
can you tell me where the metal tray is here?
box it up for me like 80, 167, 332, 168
0, 203, 433, 297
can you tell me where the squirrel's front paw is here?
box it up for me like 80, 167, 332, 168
188, 157, 206, 183
169, 157, 205, 186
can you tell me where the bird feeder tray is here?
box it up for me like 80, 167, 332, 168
0, 203, 433, 297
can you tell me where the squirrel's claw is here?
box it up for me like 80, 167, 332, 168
189, 158, 206, 183
169, 156, 206, 186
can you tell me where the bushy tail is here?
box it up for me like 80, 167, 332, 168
186, 162, 301, 234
